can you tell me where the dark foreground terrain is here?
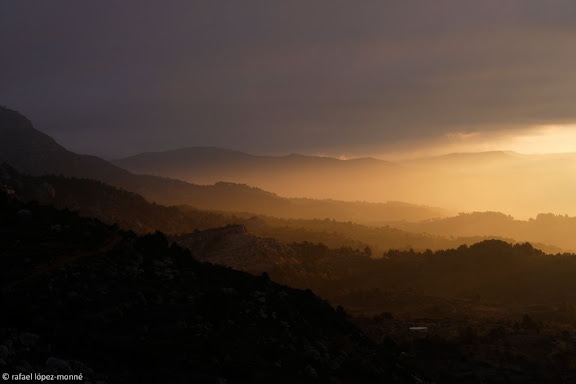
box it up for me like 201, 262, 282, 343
0, 191, 418, 384
173, 223, 576, 382
5, 165, 576, 383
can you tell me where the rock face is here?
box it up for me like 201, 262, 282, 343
174, 225, 298, 273
0, 191, 417, 384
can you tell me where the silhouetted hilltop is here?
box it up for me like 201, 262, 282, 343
0, 106, 135, 186
390, 211, 576, 252
0, 190, 418, 383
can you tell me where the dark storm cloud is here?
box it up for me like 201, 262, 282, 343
1, 1, 576, 157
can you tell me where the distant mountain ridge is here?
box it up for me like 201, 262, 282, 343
112, 142, 576, 219
112, 146, 398, 197
0, 106, 448, 223
390, 211, 576, 252
113, 146, 391, 171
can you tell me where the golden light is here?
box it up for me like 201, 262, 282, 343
501, 125, 576, 154
383, 124, 576, 161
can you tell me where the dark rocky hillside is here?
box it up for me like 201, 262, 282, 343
0, 162, 229, 234
0, 191, 418, 383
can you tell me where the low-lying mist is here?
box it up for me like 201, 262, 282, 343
114, 149, 576, 220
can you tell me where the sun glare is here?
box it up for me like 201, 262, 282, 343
503, 125, 576, 154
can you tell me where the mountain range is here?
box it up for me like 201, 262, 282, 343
113, 146, 397, 197
4, 105, 576, 252
113, 144, 576, 219
0, 106, 448, 223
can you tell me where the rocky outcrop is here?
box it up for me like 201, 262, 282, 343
174, 225, 298, 273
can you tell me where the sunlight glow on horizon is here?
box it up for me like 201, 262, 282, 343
371, 124, 576, 161
443, 124, 576, 156
502, 125, 576, 155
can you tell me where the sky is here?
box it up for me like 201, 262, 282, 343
2, 1, 576, 159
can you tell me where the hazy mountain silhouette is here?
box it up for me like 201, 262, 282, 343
113, 146, 395, 185
0, 106, 448, 223
6, 163, 547, 258
389, 211, 576, 252
113, 146, 403, 204
113, 142, 576, 219
4, 106, 574, 252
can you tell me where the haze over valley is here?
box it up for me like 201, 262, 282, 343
3, 1, 576, 382
114, 146, 576, 220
